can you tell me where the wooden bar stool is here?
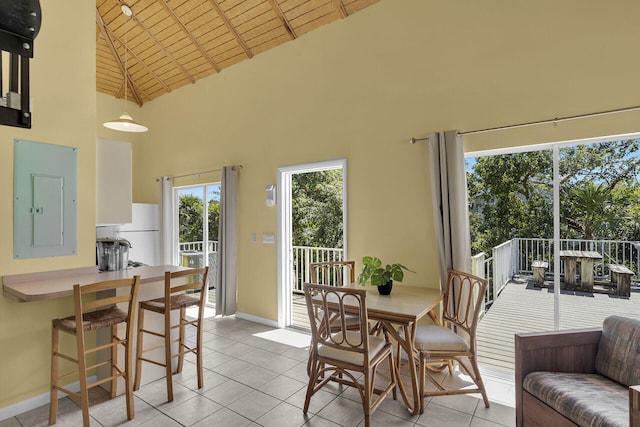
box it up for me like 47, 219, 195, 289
49, 276, 140, 427
133, 267, 209, 402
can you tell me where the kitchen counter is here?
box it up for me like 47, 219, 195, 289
2, 265, 189, 302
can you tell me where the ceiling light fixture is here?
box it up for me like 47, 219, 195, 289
103, 4, 148, 133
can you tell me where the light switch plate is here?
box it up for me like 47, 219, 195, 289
263, 233, 275, 244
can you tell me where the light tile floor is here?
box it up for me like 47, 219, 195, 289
0, 316, 515, 427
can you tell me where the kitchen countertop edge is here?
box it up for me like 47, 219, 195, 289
2, 265, 190, 302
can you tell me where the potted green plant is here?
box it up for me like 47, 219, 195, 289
357, 256, 414, 295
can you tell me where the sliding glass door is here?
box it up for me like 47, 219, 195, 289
468, 135, 640, 374
175, 183, 221, 306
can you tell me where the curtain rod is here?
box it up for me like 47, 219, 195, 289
409, 104, 640, 142
172, 168, 221, 180
158, 165, 243, 181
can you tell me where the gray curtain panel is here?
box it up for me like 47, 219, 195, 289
429, 130, 472, 291
216, 166, 239, 315
159, 176, 174, 265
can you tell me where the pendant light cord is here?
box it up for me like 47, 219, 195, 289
124, 10, 128, 104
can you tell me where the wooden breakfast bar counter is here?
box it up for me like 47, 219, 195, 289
2, 265, 188, 302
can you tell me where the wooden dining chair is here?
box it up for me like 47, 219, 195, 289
134, 267, 209, 402
303, 283, 396, 427
49, 276, 140, 427
309, 261, 360, 331
413, 269, 490, 412
309, 261, 355, 286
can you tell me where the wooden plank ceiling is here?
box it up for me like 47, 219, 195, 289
96, 0, 379, 105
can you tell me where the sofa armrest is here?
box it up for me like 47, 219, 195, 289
515, 328, 602, 427
631, 385, 640, 427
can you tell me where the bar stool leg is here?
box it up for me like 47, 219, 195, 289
110, 324, 118, 399
164, 307, 174, 402
124, 325, 134, 420
75, 326, 90, 427
177, 307, 186, 374
49, 322, 59, 426
133, 305, 144, 391
196, 317, 203, 389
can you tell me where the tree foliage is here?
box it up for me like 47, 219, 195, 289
208, 187, 220, 241
178, 188, 220, 243
179, 194, 203, 243
292, 170, 343, 248
468, 139, 640, 255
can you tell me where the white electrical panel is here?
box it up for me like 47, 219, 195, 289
14, 139, 78, 259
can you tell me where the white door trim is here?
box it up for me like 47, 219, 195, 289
276, 158, 348, 328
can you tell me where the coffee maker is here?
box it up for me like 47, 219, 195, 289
96, 238, 131, 271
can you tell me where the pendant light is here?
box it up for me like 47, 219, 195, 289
103, 4, 148, 133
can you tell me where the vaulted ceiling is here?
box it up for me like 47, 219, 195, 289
96, 0, 379, 106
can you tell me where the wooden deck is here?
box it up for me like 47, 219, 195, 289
292, 277, 640, 375
476, 275, 640, 374
292, 293, 310, 329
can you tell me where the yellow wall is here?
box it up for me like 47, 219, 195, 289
0, 1, 96, 408
125, 0, 640, 322
3, 0, 640, 411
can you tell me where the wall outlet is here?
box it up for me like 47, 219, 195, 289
262, 233, 275, 244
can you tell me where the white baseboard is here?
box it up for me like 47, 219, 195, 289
0, 376, 97, 422
235, 312, 279, 328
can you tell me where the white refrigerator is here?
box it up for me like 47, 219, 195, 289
117, 203, 160, 266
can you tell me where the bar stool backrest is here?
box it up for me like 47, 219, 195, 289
73, 276, 140, 336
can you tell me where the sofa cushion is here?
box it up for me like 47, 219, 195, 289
595, 315, 640, 386
523, 371, 627, 427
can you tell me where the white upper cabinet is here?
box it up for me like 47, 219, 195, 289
96, 138, 132, 225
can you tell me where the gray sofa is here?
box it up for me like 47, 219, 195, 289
515, 315, 640, 426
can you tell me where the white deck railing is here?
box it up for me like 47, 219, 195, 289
472, 239, 516, 308
179, 237, 639, 307
514, 238, 640, 279
177, 242, 343, 295
474, 237, 640, 308
292, 246, 344, 293
179, 241, 218, 253
178, 241, 218, 294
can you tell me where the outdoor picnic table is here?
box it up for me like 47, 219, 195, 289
559, 250, 602, 291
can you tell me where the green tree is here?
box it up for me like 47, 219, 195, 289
468, 151, 553, 254
563, 183, 616, 240
292, 170, 343, 248
178, 194, 203, 243
468, 139, 640, 255
208, 186, 220, 241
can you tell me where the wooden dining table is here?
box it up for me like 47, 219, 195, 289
559, 250, 602, 291
343, 283, 443, 415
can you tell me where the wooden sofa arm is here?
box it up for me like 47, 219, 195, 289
632, 385, 640, 427
515, 328, 602, 427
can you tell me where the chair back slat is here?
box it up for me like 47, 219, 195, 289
74, 276, 140, 314
310, 261, 355, 287
164, 268, 209, 299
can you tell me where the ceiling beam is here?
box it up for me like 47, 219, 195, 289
266, 0, 296, 39
332, 0, 347, 18
159, 0, 221, 72
208, 0, 253, 58
117, 0, 196, 85
104, 25, 172, 95
96, 9, 145, 106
